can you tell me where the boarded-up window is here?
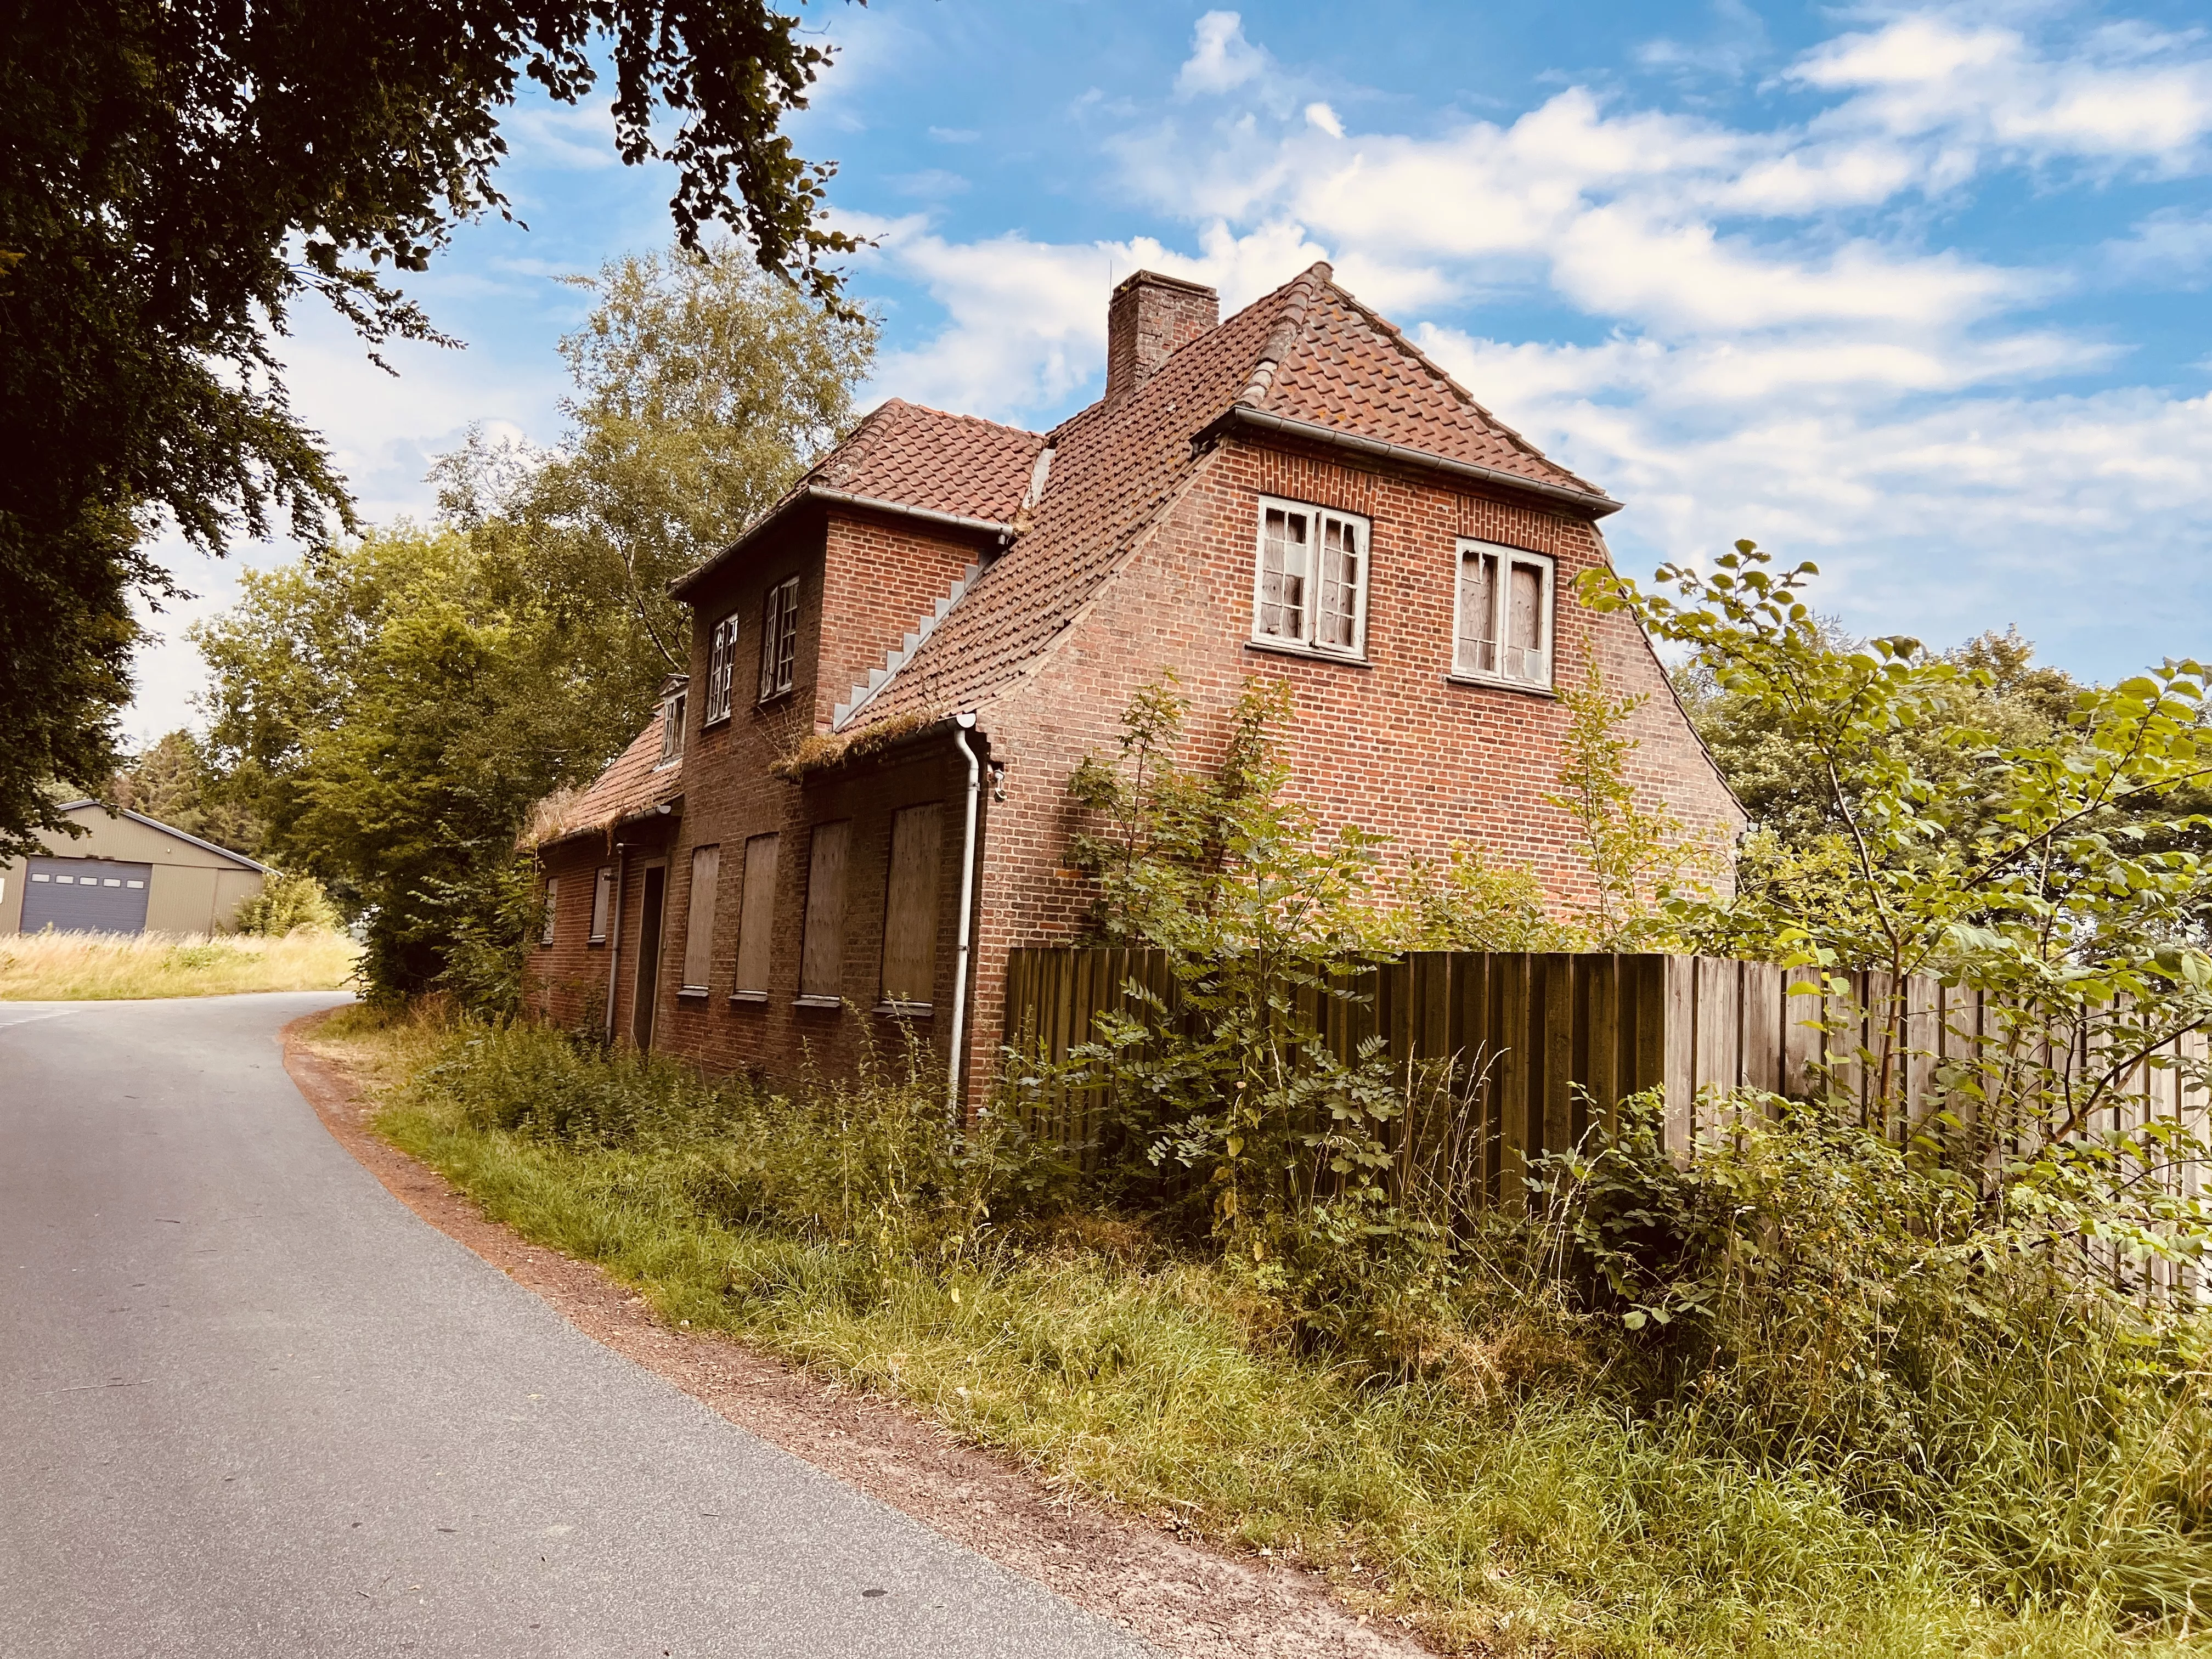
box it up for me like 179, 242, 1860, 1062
589, 866, 614, 943
1252, 497, 1367, 657
540, 877, 558, 946
758, 575, 800, 702
680, 844, 719, 991
798, 819, 850, 1000
732, 833, 780, 995
1454, 541, 1553, 689
879, 803, 944, 1008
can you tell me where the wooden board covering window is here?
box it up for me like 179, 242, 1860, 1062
879, 803, 944, 1007
799, 820, 850, 999
680, 844, 719, 991
732, 833, 780, 993
589, 866, 614, 942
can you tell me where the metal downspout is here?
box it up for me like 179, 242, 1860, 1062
947, 714, 981, 1121
602, 844, 627, 1043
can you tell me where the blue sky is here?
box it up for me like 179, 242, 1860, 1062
129, 0, 2212, 737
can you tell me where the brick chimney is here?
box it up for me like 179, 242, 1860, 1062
1104, 270, 1218, 404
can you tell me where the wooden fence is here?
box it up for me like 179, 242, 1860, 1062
1001, 948, 2212, 1214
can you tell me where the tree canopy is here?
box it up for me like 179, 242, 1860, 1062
195, 243, 872, 999
0, 0, 859, 861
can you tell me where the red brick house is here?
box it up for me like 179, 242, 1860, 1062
527, 263, 1742, 1098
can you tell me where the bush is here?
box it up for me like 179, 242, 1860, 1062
235, 868, 342, 935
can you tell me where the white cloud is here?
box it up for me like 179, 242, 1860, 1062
1793, 14, 2212, 172
1177, 12, 1267, 98
857, 4, 2212, 674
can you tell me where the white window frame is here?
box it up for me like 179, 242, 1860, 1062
758, 575, 800, 703
1248, 496, 1369, 661
656, 686, 687, 768
703, 616, 737, 725
1451, 539, 1555, 692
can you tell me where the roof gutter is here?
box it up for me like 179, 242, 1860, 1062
670, 485, 1015, 600
1203, 405, 1624, 520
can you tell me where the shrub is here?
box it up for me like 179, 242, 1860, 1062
235, 868, 342, 935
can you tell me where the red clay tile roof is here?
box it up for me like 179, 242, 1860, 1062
845, 262, 1612, 735
670, 400, 1045, 600
528, 721, 682, 848
818, 398, 1047, 521
1255, 284, 1604, 499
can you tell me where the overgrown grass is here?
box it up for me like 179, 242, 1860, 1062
326, 1014, 2211, 1658
0, 928, 360, 999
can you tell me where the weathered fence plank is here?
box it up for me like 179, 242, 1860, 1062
998, 946, 2210, 1238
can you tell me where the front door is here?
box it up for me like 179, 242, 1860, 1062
631, 864, 666, 1049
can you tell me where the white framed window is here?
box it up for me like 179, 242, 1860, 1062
588, 866, 614, 943
657, 685, 687, 766
539, 877, 559, 946
758, 575, 800, 702
1453, 540, 1554, 691
703, 616, 738, 724
1250, 496, 1368, 659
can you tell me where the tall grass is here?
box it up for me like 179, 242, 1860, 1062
0, 928, 360, 999
348, 1018, 2210, 1658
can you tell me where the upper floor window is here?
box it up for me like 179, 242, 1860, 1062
1454, 540, 1554, 690
657, 685, 687, 766
1251, 498, 1367, 658
759, 575, 800, 702
703, 616, 738, 724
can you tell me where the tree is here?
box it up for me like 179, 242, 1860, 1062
435, 240, 873, 676
196, 244, 872, 1000
1589, 544, 2212, 1147
0, 0, 862, 862
106, 730, 262, 856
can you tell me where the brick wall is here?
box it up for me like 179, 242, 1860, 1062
534, 432, 1740, 1110
952, 431, 1743, 1097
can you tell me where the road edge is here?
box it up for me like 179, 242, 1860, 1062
278, 1010, 1432, 1659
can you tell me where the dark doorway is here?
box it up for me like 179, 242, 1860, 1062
631, 864, 667, 1050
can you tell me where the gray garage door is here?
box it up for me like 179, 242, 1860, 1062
20, 857, 154, 934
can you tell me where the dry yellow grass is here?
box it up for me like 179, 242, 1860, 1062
0, 929, 361, 1000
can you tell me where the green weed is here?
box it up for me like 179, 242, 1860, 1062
353, 1020, 2209, 1658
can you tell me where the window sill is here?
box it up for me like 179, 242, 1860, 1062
676, 986, 710, 1000
873, 1000, 934, 1019
650, 758, 682, 772
701, 713, 731, 730
729, 989, 770, 1004
755, 689, 795, 710
586, 936, 607, 947
793, 993, 843, 1011
1443, 671, 1555, 699
1244, 637, 1372, 668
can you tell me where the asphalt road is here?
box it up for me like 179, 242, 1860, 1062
0, 992, 1155, 1659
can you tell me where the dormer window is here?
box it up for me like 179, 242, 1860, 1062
758, 574, 800, 702
657, 684, 687, 766
1454, 541, 1554, 691
1249, 497, 1367, 659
